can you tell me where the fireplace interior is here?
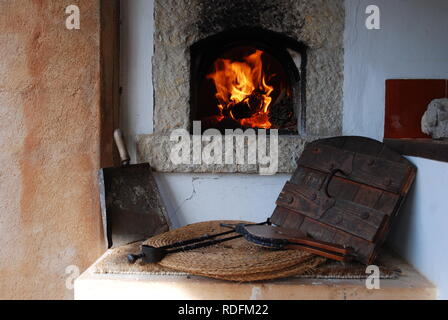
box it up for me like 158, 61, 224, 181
190, 28, 306, 134
143, 0, 345, 173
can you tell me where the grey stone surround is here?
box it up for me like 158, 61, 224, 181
137, 0, 344, 173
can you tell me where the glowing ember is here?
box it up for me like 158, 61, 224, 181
207, 49, 275, 129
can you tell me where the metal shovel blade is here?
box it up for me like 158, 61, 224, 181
98, 129, 169, 248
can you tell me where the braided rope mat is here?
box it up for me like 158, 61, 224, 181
95, 221, 401, 281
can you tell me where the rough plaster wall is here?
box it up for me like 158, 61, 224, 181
0, 0, 104, 299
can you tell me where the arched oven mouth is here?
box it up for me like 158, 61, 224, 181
144, 1, 344, 173
190, 27, 307, 135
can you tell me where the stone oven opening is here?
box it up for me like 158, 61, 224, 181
143, 0, 345, 173
190, 28, 306, 134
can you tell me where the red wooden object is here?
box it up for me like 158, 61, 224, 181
384, 79, 447, 139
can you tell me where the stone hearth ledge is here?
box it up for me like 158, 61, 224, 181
137, 134, 321, 173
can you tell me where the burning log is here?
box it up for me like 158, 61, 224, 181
223, 90, 266, 120
223, 100, 252, 119
247, 90, 265, 111
206, 49, 276, 128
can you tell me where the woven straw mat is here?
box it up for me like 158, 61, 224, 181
140, 220, 326, 281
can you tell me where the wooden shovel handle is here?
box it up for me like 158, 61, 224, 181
114, 129, 130, 166
287, 237, 350, 255
284, 243, 350, 262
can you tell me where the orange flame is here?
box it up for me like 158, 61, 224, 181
207, 49, 274, 129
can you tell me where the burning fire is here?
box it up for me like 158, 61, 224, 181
207, 49, 275, 129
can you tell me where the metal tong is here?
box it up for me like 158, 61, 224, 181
220, 223, 353, 262
127, 220, 270, 264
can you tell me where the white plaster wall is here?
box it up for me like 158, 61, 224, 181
344, 0, 448, 299
122, 0, 448, 299
120, 0, 155, 161
153, 173, 290, 227
388, 157, 448, 299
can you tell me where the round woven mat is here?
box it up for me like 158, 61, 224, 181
143, 220, 326, 281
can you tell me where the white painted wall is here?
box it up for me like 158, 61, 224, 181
344, 0, 448, 299
153, 173, 290, 227
344, 0, 448, 140
122, 0, 448, 299
120, 0, 155, 161
388, 157, 448, 299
